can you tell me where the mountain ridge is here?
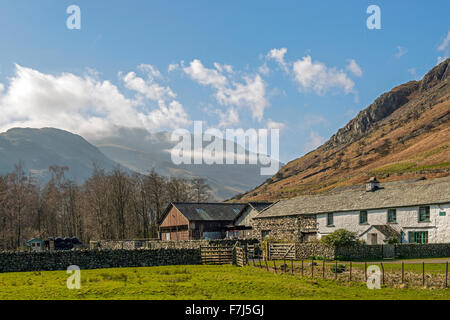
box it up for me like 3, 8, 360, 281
235, 59, 450, 201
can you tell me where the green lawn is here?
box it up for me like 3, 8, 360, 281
0, 265, 450, 300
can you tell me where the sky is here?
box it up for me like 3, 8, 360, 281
0, 0, 448, 163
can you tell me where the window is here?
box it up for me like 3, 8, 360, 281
408, 231, 428, 244
359, 210, 368, 224
327, 213, 334, 227
388, 209, 397, 223
233, 208, 241, 214
419, 206, 430, 222
261, 230, 270, 239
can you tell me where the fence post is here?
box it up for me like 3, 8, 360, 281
446, 262, 448, 288
284, 259, 287, 273
422, 262, 425, 287
301, 260, 304, 277
349, 261, 352, 281
273, 260, 277, 273
381, 263, 384, 286
401, 262, 404, 284
265, 259, 269, 271
323, 260, 325, 278
291, 259, 294, 275
364, 262, 367, 281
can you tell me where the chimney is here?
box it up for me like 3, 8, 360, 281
366, 177, 379, 192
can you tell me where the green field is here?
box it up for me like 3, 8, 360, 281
0, 265, 450, 300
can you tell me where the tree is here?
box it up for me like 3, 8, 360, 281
320, 229, 360, 247
191, 178, 212, 203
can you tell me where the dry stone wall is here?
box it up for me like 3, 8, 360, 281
0, 249, 201, 273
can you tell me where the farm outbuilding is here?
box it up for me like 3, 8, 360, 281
159, 202, 248, 240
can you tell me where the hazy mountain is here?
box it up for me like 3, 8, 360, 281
236, 58, 450, 201
0, 127, 123, 183
89, 127, 276, 200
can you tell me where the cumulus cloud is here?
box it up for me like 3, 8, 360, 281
346, 59, 363, 77
266, 119, 286, 131
267, 48, 288, 72
183, 59, 269, 122
292, 56, 355, 95
0, 64, 190, 138
395, 46, 408, 58
305, 131, 325, 151
437, 56, 449, 64
121, 69, 176, 102
438, 30, 450, 51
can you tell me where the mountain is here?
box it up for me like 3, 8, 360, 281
0, 128, 122, 183
236, 58, 450, 201
89, 127, 274, 200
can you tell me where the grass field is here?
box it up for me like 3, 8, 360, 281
1, 265, 450, 300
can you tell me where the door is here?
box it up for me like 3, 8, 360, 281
369, 233, 377, 245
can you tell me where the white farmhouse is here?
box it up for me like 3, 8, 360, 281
252, 177, 450, 244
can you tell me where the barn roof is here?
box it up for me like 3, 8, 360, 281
255, 177, 450, 219
165, 202, 249, 222
248, 202, 274, 212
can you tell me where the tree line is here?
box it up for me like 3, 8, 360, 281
0, 162, 212, 250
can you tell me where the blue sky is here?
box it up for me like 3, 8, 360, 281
0, 0, 448, 162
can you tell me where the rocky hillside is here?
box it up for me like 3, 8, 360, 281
236, 59, 450, 201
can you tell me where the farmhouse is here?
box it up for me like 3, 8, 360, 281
159, 202, 249, 240
252, 177, 450, 244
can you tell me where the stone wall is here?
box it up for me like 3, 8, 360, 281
295, 242, 334, 259
90, 239, 258, 250
0, 249, 201, 273
252, 216, 299, 241
266, 242, 450, 261
395, 243, 450, 259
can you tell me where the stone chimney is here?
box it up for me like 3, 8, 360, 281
366, 177, 380, 192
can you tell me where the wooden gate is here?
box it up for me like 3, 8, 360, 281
201, 245, 233, 265
234, 246, 248, 267
382, 244, 396, 259
268, 243, 296, 260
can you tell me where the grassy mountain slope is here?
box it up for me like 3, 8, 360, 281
236, 59, 450, 201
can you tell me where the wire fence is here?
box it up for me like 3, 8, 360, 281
248, 254, 450, 289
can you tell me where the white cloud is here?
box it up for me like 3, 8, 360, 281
168, 63, 179, 72
121, 70, 176, 102
408, 68, 418, 79
438, 30, 450, 51
258, 63, 270, 76
137, 64, 162, 80
266, 119, 286, 131
395, 46, 408, 58
0, 64, 190, 138
305, 131, 325, 151
183, 59, 228, 89
346, 59, 363, 77
183, 59, 269, 122
267, 48, 288, 72
292, 56, 354, 95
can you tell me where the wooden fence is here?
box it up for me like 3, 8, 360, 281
200, 245, 233, 265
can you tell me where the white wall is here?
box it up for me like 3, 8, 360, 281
316, 203, 450, 243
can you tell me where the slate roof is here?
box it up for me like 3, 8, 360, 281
169, 202, 248, 222
360, 225, 401, 238
248, 202, 274, 212
255, 177, 450, 219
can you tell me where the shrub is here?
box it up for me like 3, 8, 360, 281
330, 264, 346, 273
321, 229, 359, 247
